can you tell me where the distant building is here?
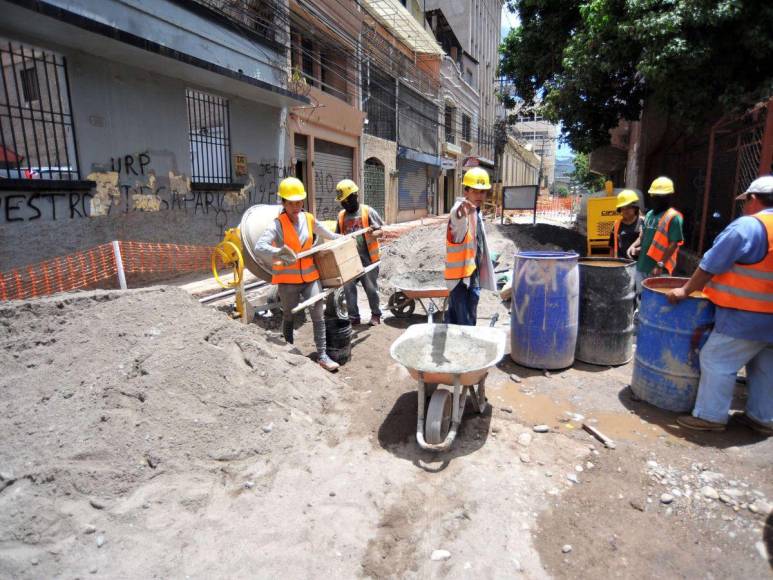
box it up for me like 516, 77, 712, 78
511, 111, 559, 188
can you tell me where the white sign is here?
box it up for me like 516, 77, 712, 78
503, 185, 538, 210
440, 157, 456, 171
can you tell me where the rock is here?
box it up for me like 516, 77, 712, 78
701, 486, 719, 500
660, 494, 674, 505
261, 423, 274, 434
513, 558, 523, 572
84, 525, 96, 535
89, 499, 106, 510
561, 544, 572, 554
31, 558, 39, 566
502, 406, 514, 414
329, 491, 336, 497
96, 535, 106, 548
630, 499, 645, 512
533, 425, 550, 433
646, 460, 659, 469
586, 462, 594, 469
517, 433, 532, 447
719, 494, 732, 504
756, 541, 770, 562
722, 488, 744, 499
519, 453, 531, 464
431, 549, 451, 561
90, 566, 98, 574
492, 426, 501, 434
575, 465, 583, 473
509, 373, 522, 383
243, 481, 255, 489
145, 454, 160, 469
750, 501, 771, 515
567, 473, 579, 484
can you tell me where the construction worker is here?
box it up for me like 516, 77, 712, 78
609, 189, 643, 259
254, 177, 341, 372
444, 167, 496, 326
667, 176, 773, 434
335, 179, 384, 326
627, 176, 685, 293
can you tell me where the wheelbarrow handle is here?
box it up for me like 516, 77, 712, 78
489, 313, 499, 327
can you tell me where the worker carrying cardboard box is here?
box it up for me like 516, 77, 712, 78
444, 167, 496, 326
667, 176, 773, 435
254, 177, 342, 372
335, 179, 384, 326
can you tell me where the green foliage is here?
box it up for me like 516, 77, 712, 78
500, 0, 773, 153
569, 152, 606, 191
556, 185, 570, 197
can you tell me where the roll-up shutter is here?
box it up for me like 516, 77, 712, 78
314, 139, 354, 220
398, 159, 428, 211
294, 134, 307, 162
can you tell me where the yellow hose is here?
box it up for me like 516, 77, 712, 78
211, 240, 244, 289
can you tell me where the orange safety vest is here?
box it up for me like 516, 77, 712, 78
445, 212, 477, 280
612, 216, 641, 257
703, 212, 773, 313
272, 212, 320, 284
646, 208, 683, 274
337, 204, 380, 263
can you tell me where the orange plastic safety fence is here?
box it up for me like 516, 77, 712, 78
0, 241, 224, 302
0, 244, 118, 302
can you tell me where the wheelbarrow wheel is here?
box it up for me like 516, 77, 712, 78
388, 291, 416, 318
426, 388, 453, 444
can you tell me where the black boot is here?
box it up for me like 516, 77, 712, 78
282, 320, 294, 344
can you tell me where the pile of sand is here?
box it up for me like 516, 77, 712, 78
0, 287, 344, 577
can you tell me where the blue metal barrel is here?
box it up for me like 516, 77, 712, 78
631, 277, 715, 412
510, 251, 579, 369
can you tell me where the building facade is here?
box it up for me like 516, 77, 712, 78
511, 110, 559, 189
0, 0, 307, 270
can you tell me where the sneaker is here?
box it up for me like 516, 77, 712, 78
676, 415, 726, 432
733, 413, 773, 436
318, 353, 340, 372
349, 317, 361, 326
369, 315, 381, 326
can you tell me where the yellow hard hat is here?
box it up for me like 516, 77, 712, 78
462, 167, 491, 190
648, 176, 675, 195
278, 177, 307, 201
615, 189, 640, 209
335, 179, 359, 202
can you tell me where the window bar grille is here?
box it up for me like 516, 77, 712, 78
0, 40, 78, 180
186, 88, 232, 184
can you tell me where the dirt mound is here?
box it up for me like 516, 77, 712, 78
0, 287, 343, 578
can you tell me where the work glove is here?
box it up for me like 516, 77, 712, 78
371, 226, 384, 239
276, 245, 297, 265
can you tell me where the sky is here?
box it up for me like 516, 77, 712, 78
500, 4, 574, 159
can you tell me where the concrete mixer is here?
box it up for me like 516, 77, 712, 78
210, 204, 374, 322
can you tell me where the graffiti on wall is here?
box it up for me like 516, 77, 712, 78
0, 151, 294, 226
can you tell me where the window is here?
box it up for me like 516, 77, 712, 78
20, 67, 40, 103
444, 105, 455, 144
185, 88, 232, 184
0, 39, 79, 181
462, 114, 471, 142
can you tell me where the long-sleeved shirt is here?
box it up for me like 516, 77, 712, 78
254, 210, 340, 259
699, 208, 773, 342
446, 199, 496, 291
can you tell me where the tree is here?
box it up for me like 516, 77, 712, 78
499, 0, 773, 153
569, 152, 605, 192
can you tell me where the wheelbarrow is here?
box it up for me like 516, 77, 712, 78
389, 308, 506, 452
387, 270, 449, 321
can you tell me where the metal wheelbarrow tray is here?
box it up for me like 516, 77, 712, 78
387, 270, 450, 320
390, 321, 507, 452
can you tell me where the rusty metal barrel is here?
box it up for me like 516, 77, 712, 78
575, 258, 636, 366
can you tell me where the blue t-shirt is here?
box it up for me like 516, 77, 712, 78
699, 209, 773, 342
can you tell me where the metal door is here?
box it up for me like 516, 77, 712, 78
397, 159, 428, 211
314, 139, 354, 220
363, 159, 386, 217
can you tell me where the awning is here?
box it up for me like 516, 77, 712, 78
463, 156, 495, 169
398, 146, 442, 166
361, 0, 444, 55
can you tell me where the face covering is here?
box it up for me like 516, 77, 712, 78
342, 196, 359, 213
649, 195, 671, 214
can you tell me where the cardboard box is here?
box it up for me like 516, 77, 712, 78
314, 237, 363, 287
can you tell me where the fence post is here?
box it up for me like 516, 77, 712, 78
112, 241, 128, 290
